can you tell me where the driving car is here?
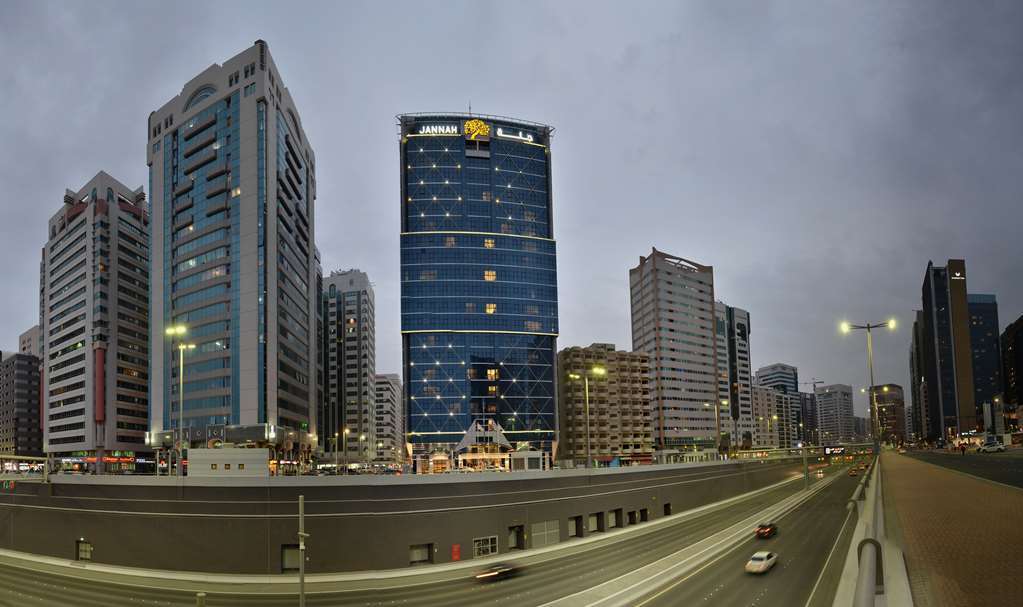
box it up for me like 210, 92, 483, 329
977, 442, 1006, 453
755, 523, 778, 539
745, 551, 778, 574
474, 563, 522, 583
848, 468, 858, 477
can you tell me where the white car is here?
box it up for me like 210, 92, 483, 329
745, 551, 778, 574
977, 443, 1005, 453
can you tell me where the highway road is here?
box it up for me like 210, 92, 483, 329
904, 449, 1023, 488
632, 468, 858, 607
0, 471, 833, 607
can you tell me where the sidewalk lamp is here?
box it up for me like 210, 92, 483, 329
165, 325, 194, 476
840, 318, 897, 455
342, 427, 350, 474
567, 366, 607, 469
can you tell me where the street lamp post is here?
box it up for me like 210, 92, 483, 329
342, 428, 350, 474
841, 319, 897, 456
165, 325, 194, 476
333, 433, 339, 474
568, 366, 606, 469
359, 434, 366, 466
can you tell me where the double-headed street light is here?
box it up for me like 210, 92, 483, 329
165, 324, 195, 476
840, 318, 897, 455
567, 366, 607, 469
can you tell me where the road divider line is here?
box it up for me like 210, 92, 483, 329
802, 506, 854, 607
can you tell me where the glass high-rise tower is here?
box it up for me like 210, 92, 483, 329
147, 41, 319, 452
398, 113, 558, 454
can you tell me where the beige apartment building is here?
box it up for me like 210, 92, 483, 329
557, 343, 653, 465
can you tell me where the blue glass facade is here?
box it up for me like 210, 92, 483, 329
399, 114, 558, 448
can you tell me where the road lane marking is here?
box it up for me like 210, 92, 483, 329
802, 506, 854, 607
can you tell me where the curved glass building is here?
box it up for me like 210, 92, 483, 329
399, 113, 558, 453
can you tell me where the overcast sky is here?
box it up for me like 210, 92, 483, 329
2, 1, 1021, 416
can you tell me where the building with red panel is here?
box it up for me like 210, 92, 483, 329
39, 172, 149, 472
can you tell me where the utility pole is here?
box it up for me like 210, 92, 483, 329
298, 495, 308, 607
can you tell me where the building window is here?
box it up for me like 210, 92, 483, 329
210, 464, 217, 470
409, 543, 433, 565
486, 369, 499, 381
473, 536, 498, 558
483, 270, 497, 282
224, 463, 231, 470
483, 238, 495, 249
281, 544, 300, 572
488, 386, 497, 396
444, 236, 456, 248
76, 540, 93, 561
238, 463, 245, 470
485, 303, 497, 315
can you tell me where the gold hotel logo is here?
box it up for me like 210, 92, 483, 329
464, 118, 490, 140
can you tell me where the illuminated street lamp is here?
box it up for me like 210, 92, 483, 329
567, 366, 607, 469
840, 318, 897, 455
165, 325, 194, 476
342, 427, 350, 474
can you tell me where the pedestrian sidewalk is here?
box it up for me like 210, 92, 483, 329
883, 451, 1023, 607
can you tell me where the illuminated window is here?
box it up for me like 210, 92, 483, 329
525, 321, 542, 332
483, 270, 496, 282
485, 303, 497, 315
420, 270, 437, 281
488, 386, 497, 395
483, 238, 495, 249
231, 187, 241, 198
487, 369, 499, 381
465, 302, 476, 313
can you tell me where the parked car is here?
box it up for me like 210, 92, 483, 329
755, 523, 778, 539
474, 563, 522, 583
848, 468, 858, 477
745, 551, 778, 574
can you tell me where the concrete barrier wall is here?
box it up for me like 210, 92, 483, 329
0, 459, 800, 574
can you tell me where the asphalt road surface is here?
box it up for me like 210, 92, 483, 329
904, 449, 1023, 489
0, 472, 834, 607
633, 469, 859, 607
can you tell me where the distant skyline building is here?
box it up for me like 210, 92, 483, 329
399, 113, 558, 454
0, 352, 42, 456
630, 249, 719, 451
39, 172, 149, 470
815, 384, 854, 443
756, 363, 799, 394
373, 373, 403, 465
557, 343, 653, 465
147, 40, 319, 451
323, 269, 376, 463
798, 392, 818, 445
18, 325, 41, 358
872, 383, 906, 444
909, 310, 930, 442
715, 303, 753, 449
967, 294, 1002, 411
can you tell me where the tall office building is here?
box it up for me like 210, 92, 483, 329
630, 249, 719, 450
798, 392, 818, 445
323, 269, 376, 463
19, 326, 41, 358
909, 310, 930, 442
147, 41, 319, 452
967, 294, 1002, 411
755, 363, 798, 394
1001, 315, 1022, 432
915, 260, 980, 440
557, 343, 653, 465
715, 303, 753, 449
373, 373, 403, 465
750, 385, 779, 448
0, 352, 42, 456
815, 384, 854, 443
871, 384, 906, 444
399, 113, 558, 454
39, 172, 149, 470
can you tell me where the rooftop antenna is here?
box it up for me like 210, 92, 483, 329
468, 100, 472, 116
